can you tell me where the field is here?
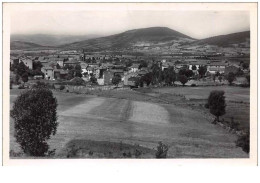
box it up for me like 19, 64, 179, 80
9, 86, 249, 158
149, 86, 250, 129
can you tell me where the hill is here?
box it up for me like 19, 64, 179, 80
10, 41, 46, 50
60, 27, 195, 50
193, 31, 250, 47
11, 34, 101, 47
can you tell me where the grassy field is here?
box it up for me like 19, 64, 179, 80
9, 87, 249, 158
135, 86, 250, 130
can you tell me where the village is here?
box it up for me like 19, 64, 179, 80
9, 47, 250, 91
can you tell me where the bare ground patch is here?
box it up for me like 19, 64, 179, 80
129, 101, 170, 125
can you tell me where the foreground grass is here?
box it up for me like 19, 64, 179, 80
10, 88, 248, 158
58, 139, 156, 158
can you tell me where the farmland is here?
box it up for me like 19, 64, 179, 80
10, 86, 249, 158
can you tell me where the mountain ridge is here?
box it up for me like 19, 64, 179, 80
10, 27, 250, 50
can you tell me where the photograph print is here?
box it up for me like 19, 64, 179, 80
3, 3, 257, 163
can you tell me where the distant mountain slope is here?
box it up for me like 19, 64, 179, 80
11, 34, 101, 47
60, 27, 195, 50
193, 31, 250, 47
10, 41, 45, 50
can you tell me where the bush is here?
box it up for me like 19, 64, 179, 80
236, 130, 249, 153
155, 142, 168, 158
112, 74, 121, 86
207, 90, 226, 122
191, 83, 197, 87
178, 75, 188, 86
18, 84, 25, 89
227, 72, 236, 85
60, 85, 65, 90
10, 87, 58, 156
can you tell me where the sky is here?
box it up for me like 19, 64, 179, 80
10, 10, 250, 39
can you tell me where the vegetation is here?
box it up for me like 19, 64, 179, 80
236, 130, 249, 153
218, 76, 223, 82
198, 65, 207, 78
90, 75, 98, 85
227, 72, 236, 85
112, 74, 121, 86
163, 66, 176, 85
178, 75, 188, 86
246, 75, 250, 85
10, 85, 58, 156
155, 142, 168, 158
207, 90, 226, 122
192, 65, 197, 70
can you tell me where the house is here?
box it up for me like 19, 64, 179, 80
55, 58, 65, 67
10, 56, 19, 65
20, 57, 33, 69
85, 66, 94, 75
63, 59, 80, 66
54, 69, 68, 79
123, 72, 139, 86
129, 63, 140, 72
225, 65, 240, 75
207, 63, 227, 74
41, 67, 54, 80
39, 59, 49, 67
103, 70, 115, 85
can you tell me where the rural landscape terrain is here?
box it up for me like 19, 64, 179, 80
9, 26, 250, 158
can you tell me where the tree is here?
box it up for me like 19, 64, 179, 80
227, 72, 236, 85
236, 130, 249, 153
213, 74, 216, 82
246, 75, 250, 85
17, 61, 29, 77
10, 87, 58, 156
163, 66, 176, 85
142, 72, 153, 86
178, 75, 188, 86
138, 60, 148, 69
236, 68, 244, 76
185, 69, 194, 78
33, 61, 43, 70
218, 76, 223, 82
242, 63, 249, 70
112, 74, 121, 86
192, 65, 197, 70
75, 64, 81, 71
56, 63, 61, 69
198, 65, 207, 78
207, 90, 226, 122
75, 70, 82, 78
90, 75, 97, 85
21, 73, 28, 83
151, 63, 161, 85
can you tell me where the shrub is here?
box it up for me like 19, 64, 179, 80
18, 84, 25, 89
218, 76, 223, 82
60, 85, 65, 90
191, 83, 197, 87
155, 142, 168, 158
236, 130, 249, 153
246, 75, 250, 85
229, 117, 240, 130
112, 74, 121, 86
178, 75, 188, 86
70, 77, 85, 86
10, 87, 58, 156
227, 72, 236, 85
207, 90, 226, 122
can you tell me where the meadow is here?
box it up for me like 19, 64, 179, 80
9, 86, 249, 158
